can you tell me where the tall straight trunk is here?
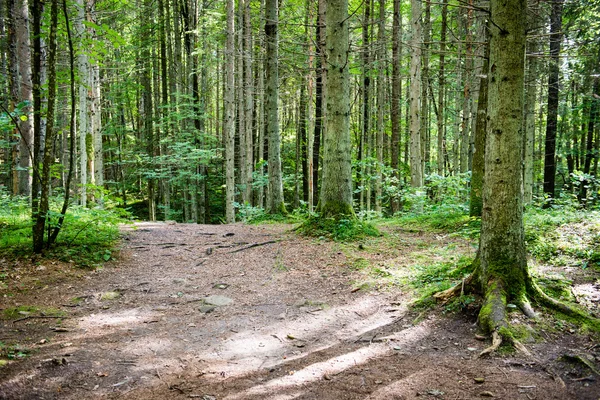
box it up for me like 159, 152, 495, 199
523, 39, 539, 204
542, 0, 563, 200
237, 0, 246, 204
420, 0, 430, 175
390, 0, 401, 213
32, 0, 57, 253
360, 0, 371, 211
477, 0, 528, 333
319, 0, 353, 218
375, 0, 385, 213
469, 22, 489, 217
244, 0, 254, 205
265, 0, 286, 214
298, 80, 308, 205
7, 0, 19, 194
30, 0, 43, 230
76, 0, 87, 206
307, 0, 315, 211
459, 7, 473, 174
225, 0, 236, 222
141, 0, 155, 221
584, 47, 600, 174
312, 0, 326, 208
437, 0, 447, 175
89, 4, 102, 203
409, 0, 423, 187
15, 0, 33, 197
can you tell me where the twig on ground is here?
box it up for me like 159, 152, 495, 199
228, 240, 277, 254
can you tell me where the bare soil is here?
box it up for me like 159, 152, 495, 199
1, 222, 599, 400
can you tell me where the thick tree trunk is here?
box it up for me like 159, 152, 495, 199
265, 0, 286, 215
409, 0, 423, 187
319, 0, 353, 218
478, 0, 528, 333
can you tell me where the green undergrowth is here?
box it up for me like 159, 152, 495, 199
297, 216, 380, 241
2, 305, 65, 320
388, 210, 480, 238
0, 193, 131, 267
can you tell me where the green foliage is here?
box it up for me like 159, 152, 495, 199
297, 215, 380, 241
0, 342, 31, 360
524, 206, 600, 268
2, 305, 65, 320
0, 188, 129, 267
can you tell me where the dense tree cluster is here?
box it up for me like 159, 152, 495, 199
1, 0, 599, 228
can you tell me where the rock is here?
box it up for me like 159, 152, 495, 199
172, 278, 186, 284
474, 377, 485, 383
199, 306, 216, 314
204, 295, 233, 306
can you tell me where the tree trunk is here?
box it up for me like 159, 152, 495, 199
225, 0, 236, 222
390, 0, 402, 213
312, 0, 326, 208
244, 0, 254, 205
409, 0, 423, 187
319, 0, 353, 218
15, 0, 33, 197
469, 22, 489, 217
32, 0, 57, 253
523, 39, 539, 204
265, 0, 286, 215
542, 0, 563, 201
478, 0, 528, 333
437, 0, 447, 176
375, 0, 385, 214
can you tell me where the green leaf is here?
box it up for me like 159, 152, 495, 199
19, 115, 28, 122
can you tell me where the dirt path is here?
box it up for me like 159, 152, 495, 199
1, 222, 598, 399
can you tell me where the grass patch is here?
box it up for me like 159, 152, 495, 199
297, 216, 380, 241
0, 342, 31, 360
2, 305, 65, 320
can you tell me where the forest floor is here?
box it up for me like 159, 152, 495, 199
0, 221, 599, 400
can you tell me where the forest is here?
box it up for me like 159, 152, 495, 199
1, 0, 600, 397
1, 0, 598, 227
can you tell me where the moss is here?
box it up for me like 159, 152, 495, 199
483, 256, 528, 301
2, 306, 65, 320
297, 216, 379, 241
319, 200, 355, 219
478, 281, 508, 333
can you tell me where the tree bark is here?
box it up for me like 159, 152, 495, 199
319, 0, 353, 218
478, 0, 528, 333
225, 0, 236, 222
265, 0, 286, 215
390, 0, 402, 213
409, 0, 423, 187
542, 0, 563, 201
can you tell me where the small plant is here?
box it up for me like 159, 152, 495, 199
297, 215, 380, 241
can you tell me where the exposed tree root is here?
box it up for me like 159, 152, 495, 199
434, 258, 600, 357
479, 331, 502, 357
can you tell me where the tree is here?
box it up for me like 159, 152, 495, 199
409, 0, 423, 188
542, 0, 564, 201
265, 0, 286, 215
319, 0, 353, 218
225, 0, 235, 223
